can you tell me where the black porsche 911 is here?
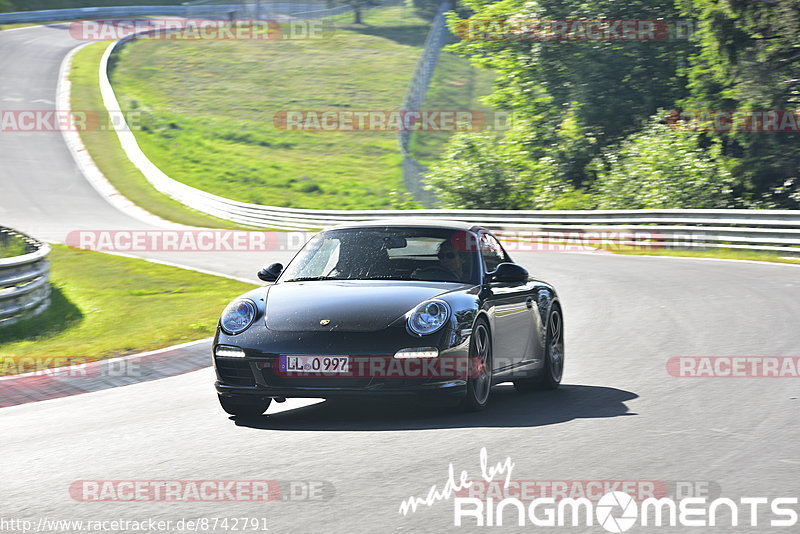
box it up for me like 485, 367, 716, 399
213, 220, 563, 416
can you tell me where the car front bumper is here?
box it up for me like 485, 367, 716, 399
213, 351, 471, 400
215, 379, 468, 399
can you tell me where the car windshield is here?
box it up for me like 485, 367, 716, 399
280, 227, 481, 284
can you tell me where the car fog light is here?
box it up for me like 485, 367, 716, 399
394, 347, 439, 359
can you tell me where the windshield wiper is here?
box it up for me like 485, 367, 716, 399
360, 275, 414, 280
283, 276, 345, 282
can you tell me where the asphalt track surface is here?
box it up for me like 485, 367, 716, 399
2, 24, 800, 534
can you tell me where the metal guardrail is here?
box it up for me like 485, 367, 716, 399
0, 1, 397, 25
0, 228, 51, 325
184, 2, 356, 21
97, 42, 800, 252
81, 5, 800, 254
398, 1, 451, 207
183, 1, 348, 20
0, 5, 245, 24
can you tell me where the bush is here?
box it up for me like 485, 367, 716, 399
591, 113, 735, 209
424, 132, 532, 209
424, 132, 578, 209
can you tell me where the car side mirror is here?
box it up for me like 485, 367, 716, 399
258, 262, 283, 282
490, 262, 529, 283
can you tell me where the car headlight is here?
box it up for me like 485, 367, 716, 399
220, 299, 256, 335
407, 299, 451, 336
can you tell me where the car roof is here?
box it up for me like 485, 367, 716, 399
329, 218, 483, 232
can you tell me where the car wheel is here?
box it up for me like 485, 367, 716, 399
460, 319, 493, 411
218, 395, 271, 417
514, 304, 564, 392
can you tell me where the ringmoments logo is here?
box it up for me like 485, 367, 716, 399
398, 449, 799, 530
595, 492, 638, 533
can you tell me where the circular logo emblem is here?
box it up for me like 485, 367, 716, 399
595, 491, 638, 533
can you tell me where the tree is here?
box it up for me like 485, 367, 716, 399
677, 0, 800, 203
448, 0, 695, 186
408, 0, 461, 20
328, 0, 383, 24
591, 112, 734, 208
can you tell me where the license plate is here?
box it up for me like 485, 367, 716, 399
279, 355, 350, 373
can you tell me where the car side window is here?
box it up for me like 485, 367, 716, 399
480, 233, 508, 272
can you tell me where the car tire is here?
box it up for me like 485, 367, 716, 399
514, 304, 564, 392
460, 319, 493, 411
218, 395, 271, 417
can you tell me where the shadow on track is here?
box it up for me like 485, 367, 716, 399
233, 384, 638, 431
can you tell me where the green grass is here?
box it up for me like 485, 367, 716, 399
609, 246, 800, 265
70, 42, 247, 229
0, 245, 254, 373
0, 235, 27, 259
64, 4, 496, 218
107, 6, 427, 210
65, 5, 495, 216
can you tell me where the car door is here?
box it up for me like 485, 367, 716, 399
479, 232, 537, 372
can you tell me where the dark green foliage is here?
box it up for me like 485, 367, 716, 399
677, 0, 800, 206
591, 112, 734, 208
426, 0, 799, 209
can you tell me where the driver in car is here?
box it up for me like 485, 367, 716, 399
436, 239, 465, 280
409, 236, 470, 282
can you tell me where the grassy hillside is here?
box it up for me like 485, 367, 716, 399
107, 6, 493, 210
71, 42, 248, 228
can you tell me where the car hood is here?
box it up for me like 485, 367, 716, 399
264, 280, 468, 332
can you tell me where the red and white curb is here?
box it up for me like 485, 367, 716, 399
0, 338, 212, 408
